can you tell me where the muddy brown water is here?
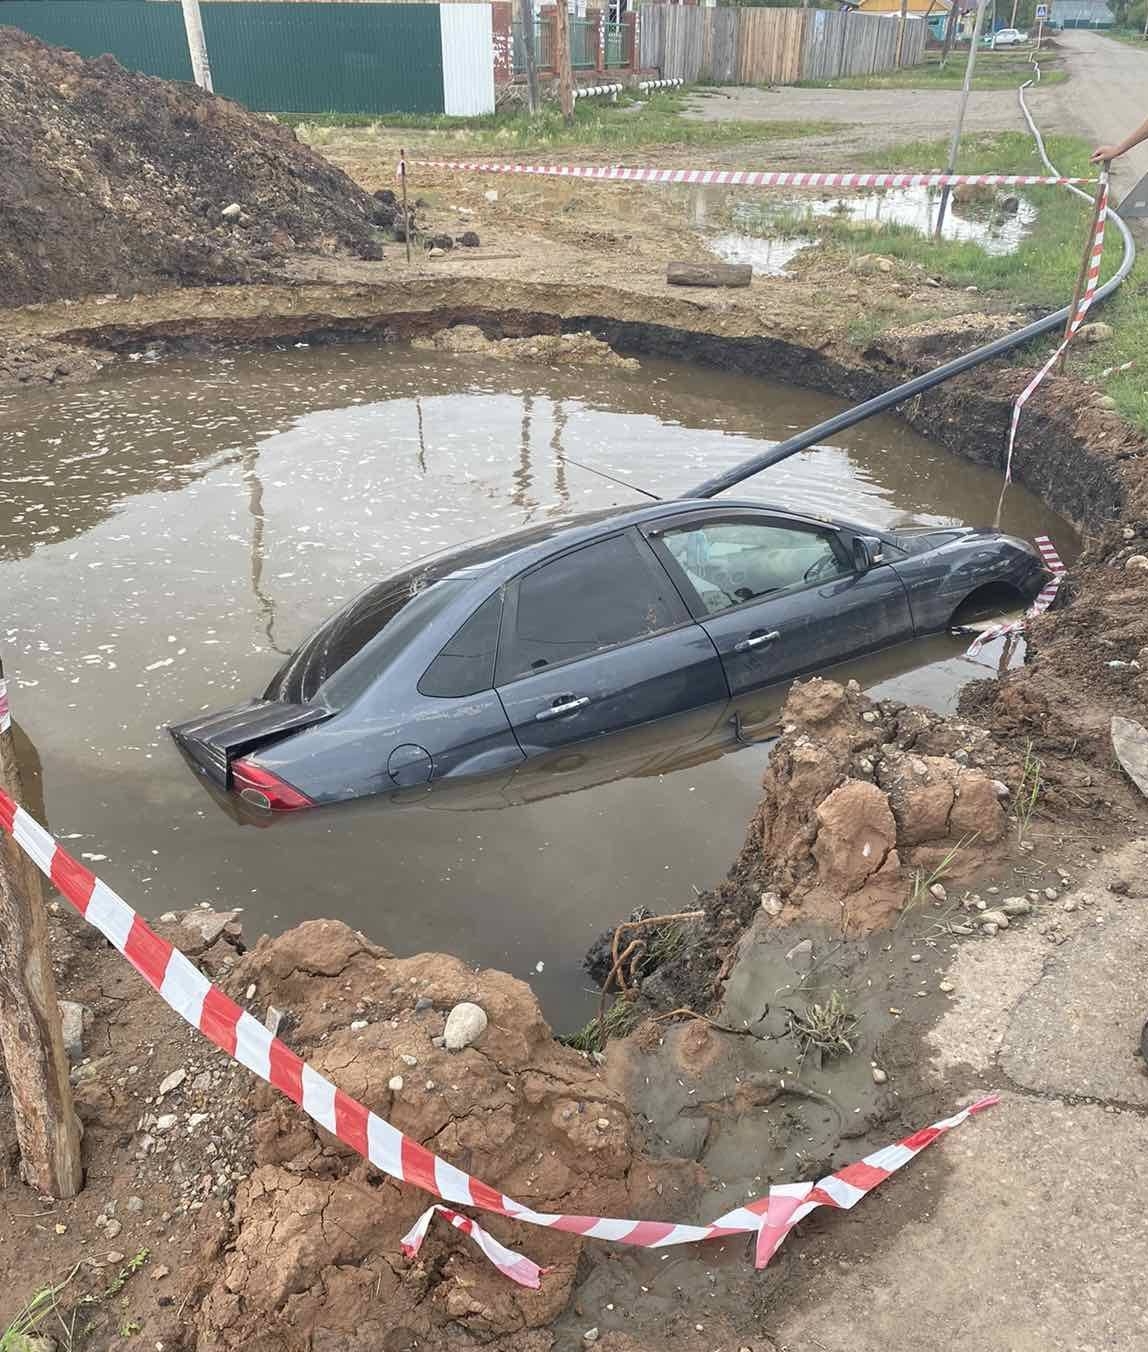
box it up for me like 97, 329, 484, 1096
0, 343, 1077, 1026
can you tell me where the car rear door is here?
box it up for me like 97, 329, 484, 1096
643, 511, 915, 697
494, 528, 729, 756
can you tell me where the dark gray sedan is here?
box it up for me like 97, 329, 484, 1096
170, 500, 1047, 811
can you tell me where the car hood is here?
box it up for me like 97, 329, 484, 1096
888, 525, 1009, 557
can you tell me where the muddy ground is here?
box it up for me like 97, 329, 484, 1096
3, 39, 1148, 1352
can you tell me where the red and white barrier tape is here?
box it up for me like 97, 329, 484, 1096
966, 534, 1066, 657
0, 677, 9, 734
0, 752, 998, 1285
407, 160, 1093, 190
998, 167, 1109, 513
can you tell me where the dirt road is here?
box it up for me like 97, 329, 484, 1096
1036, 29, 1148, 200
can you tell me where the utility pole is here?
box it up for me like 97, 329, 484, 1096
896, 0, 911, 65
934, 0, 989, 240
520, 0, 540, 115
1009, 0, 1019, 29
554, 0, 575, 125
0, 661, 83, 1200
180, 0, 213, 92
939, 0, 960, 69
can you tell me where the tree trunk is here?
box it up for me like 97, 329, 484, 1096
554, 0, 575, 125
520, 0, 540, 115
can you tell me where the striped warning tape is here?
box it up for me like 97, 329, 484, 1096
407, 160, 1093, 190
966, 534, 1067, 657
0, 735, 998, 1285
0, 677, 9, 734
998, 166, 1109, 507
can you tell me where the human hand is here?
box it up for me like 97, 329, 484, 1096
1091, 144, 1121, 163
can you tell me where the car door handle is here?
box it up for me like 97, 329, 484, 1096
534, 695, 591, 722
733, 630, 781, 654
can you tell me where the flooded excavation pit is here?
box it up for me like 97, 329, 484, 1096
0, 339, 1076, 1028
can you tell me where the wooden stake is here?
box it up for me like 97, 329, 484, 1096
1056, 162, 1108, 374
0, 660, 83, 1199
400, 148, 411, 265
554, 0, 575, 126
934, 0, 989, 241
895, 0, 910, 67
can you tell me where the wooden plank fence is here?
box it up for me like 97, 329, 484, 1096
641, 6, 927, 87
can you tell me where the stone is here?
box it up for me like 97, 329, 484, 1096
414, 996, 434, 1012
155, 1114, 177, 1133
939, 980, 955, 993
929, 883, 947, 902
104, 1218, 122, 1239
786, 938, 814, 968
484, 189, 498, 202
1125, 555, 1148, 572
264, 1006, 284, 1036
457, 230, 480, 247
126, 1195, 144, 1213
583, 1331, 600, 1345
220, 202, 243, 221
400, 1053, 418, 1067
188, 1113, 209, 1129
991, 780, 1010, 799
158, 1068, 186, 1097
388, 1076, 404, 1092
760, 891, 783, 918
58, 1000, 92, 1062
106, 1251, 125, 1264
443, 1002, 488, 1051
1002, 897, 1032, 916
982, 922, 999, 936
811, 780, 897, 894
1079, 321, 1114, 343
980, 910, 1010, 929
1044, 887, 1059, 901
181, 908, 240, 947
1063, 897, 1078, 913
872, 1066, 888, 1084
877, 258, 894, 273
427, 247, 445, 258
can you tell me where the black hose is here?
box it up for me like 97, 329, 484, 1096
685, 80, 1136, 501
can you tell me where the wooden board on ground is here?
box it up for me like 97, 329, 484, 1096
1112, 715, 1148, 798
667, 261, 752, 288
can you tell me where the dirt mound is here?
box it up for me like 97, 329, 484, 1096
0, 28, 384, 306
191, 920, 705, 1350
412, 324, 640, 369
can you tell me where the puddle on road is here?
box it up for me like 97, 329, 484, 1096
706, 232, 817, 276
0, 343, 1076, 1026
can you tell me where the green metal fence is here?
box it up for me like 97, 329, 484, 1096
1, 1, 446, 114
603, 20, 631, 69
570, 16, 597, 69
511, 17, 554, 73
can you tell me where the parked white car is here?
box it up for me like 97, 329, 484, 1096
991, 28, 1029, 46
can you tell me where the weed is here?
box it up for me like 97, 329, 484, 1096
903, 832, 980, 919
561, 996, 643, 1053
1, 1249, 150, 1352
1015, 741, 1042, 844
119, 1321, 143, 1338
790, 989, 858, 1059
798, 50, 1067, 91
0, 1266, 80, 1352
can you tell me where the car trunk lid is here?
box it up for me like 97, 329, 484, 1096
169, 700, 332, 788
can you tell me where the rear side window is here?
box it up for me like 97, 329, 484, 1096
497, 532, 684, 682
419, 592, 503, 698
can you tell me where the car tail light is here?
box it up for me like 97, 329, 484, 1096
230, 758, 313, 812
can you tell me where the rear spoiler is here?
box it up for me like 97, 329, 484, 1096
169, 700, 332, 788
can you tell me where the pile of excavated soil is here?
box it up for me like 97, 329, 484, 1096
412, 324, 641, 369
0, 28, 385, 307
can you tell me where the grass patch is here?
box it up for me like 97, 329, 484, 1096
801, 50, 1066, 91
561, 997, 643, 1053
1014, 740, 1042, 845
1099, 27, 1148, 47
289, 89, 839, 152
790, 990, 858, 1060
1, 1250, 150, 1352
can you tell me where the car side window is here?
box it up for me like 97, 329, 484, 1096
659, 520, 849, 616
418, 591, 504, 698
498, 533, 683, 682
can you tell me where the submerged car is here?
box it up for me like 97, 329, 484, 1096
171, 500, 1049, 811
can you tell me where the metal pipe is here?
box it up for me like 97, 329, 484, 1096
685, 83, 1135, 502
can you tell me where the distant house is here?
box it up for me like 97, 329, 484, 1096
855, 0, 952, 16
1053, 0, 1115, 26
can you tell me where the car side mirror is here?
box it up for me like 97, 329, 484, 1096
853, 536, 885, 573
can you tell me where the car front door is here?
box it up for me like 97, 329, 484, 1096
644, 513, 915, 697
494, 528, 730, 756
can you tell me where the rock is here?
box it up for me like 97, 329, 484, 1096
596, 1117, 610, 1130
155, 1114, 177, 1133
350, 1020, 368, 1031
785, 938, 814, 968
427, 247, 445, 258
152, 1264, 171, 1280
910, 953, 922, 962
1043, 887, 1059, 901
981, 922, 999, 936
265, 1006, 285, 1036
1063, 897, 1078, 913
1000, 193, 1020, 214
871, 1066, 888, 1084
811, 780, 897, 894
877, 258, 894, 273
483, 189, 498, 202
929, 882, 947, 902
188, 1113, 209, 1129
1124, 555, 1148, 572
1079, 321, 1114, 343
861, 710, 879, 723
583, 1330, 600, 1345
414, 997, 434, 1012
181, 908, 241, 948
126, 1195, 144, 1213
106, 1250, 125, 1264
760, 891, 783, 918
158, 1068, 186, 1097
1002, 897, 1032, 916
220, 202, 243, 221
980, 910, 1010, 928
399, 1053, 418, 1067
58, 1000, 92, 1062
457, 230, 480, 247
443, 1002, 488, 1051
1094, 394, 1119, 410
938, 980, 955, 993
991, 780, 1010, 798
388, 1075, 404, 1092
104, 1218, 122, 1239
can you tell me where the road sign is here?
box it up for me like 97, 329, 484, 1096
1035, 4, 1048, 16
